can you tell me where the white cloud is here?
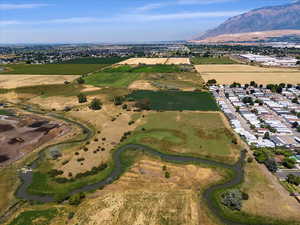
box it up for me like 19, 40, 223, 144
0, 3, 49, 10
0, 10, 243, 26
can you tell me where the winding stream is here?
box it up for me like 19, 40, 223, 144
13, 107, 259, 225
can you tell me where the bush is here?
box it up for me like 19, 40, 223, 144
69, 192, 85, 205
247, 157, 253, 163
165, 171, 170, 179
77, 77, 85, 84
264, 158, 278, 173
221, 189, 243, 211
287, 174, 300, 186
68, 212, 75, 220
89, 98, 102, 110
48, 169, 64, 177
77, 93, 87, 103
283, 157, 296, 169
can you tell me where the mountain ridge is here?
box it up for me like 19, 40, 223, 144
195, 1, 300, 41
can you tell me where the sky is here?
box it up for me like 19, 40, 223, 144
0, 0, 297, 44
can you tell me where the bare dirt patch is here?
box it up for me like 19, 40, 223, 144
0, 75, 79, 89
128, 80, 157, 90
0, 111, 70, 166
166, 58, 191, 65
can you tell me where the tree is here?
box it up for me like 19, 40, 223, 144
264, 158, 277, 173
297, 60, 300, 65
287, 174, 300, 186
263, 132, 270, 139
89, 98, 102, 110
114, 96, 125, 105
221, 189, 243, 211
292, 122, 299, 128
283, 157, 296, 169
207, 79, 217, 86
77, 77, 85, 84
225, 92, 229, 98
292, 98, 299, 104
77, 93, 87, 103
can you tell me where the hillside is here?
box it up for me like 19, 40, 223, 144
195, 1, 300, 41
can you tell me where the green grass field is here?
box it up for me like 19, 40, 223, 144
84, 72, 140, 88
104, 64, 182, 73
0, 64, 108, 75
127, 90, 219, 111
124, 112, 239, 162
8, 208, 58, 225
191, 57, 237, 65
60, 57, 127, 64
14, 83, 85, 97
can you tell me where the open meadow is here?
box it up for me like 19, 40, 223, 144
124, 111, 240, 163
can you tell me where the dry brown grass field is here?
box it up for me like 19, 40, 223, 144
195, 64, 299, 73
0, 75, 80, 89
195, 64, 300, 84
201, 72, 300, 85
119, 57, 191, 65
241, 161, 300, 221
69, 158, 222, 225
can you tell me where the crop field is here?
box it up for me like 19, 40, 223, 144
0, 64, 107, 75
201, 72, 300, 85
119, 58, 168, 65
104, 64, 182, 73
191, 57, 237, 65
0, 75, 80, 89
195, 64, 300, 85
124, 111, 239, 162
165, 58, 191, 65
196, 64, 300, 73
84, 72, 141, 88
60, 57, 127, 64
127, 90, 218, 111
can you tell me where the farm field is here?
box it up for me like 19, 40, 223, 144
119, 57, 168, 65
195, 64, 300, 85
104, 64, 183, 73
60, 57, 127, 64
127, 90, 218, 111
118, 57, 191, 65
196, 64, 300, 73
191, 56, 237, 65
0, 75, 79, 89
0, 64, 108, 75
124, 111, 240, 163
84, 72, 141, 88
201, 72, 300, 85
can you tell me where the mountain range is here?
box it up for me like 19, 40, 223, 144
193, 1, 300, 43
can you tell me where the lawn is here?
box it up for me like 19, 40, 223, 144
0, 64, 108, 75
127, 90, 219, 111
84, 72, 141, 88
124, 111, 239, 163
104, 64, 182, 73
191, 57, 237, 65
60, 57, 127, 64
8, 208, 58, 225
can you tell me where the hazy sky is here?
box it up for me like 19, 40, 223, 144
0, 0, 296, 43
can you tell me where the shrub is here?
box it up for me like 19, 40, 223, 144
165, 171, 170, 179
89, 98, 102, 110
68, 212, 75, 220
77, 93, 87, 103
221, 189, 243, 211
77, 77, 85, 84
69, 192, 85, 205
